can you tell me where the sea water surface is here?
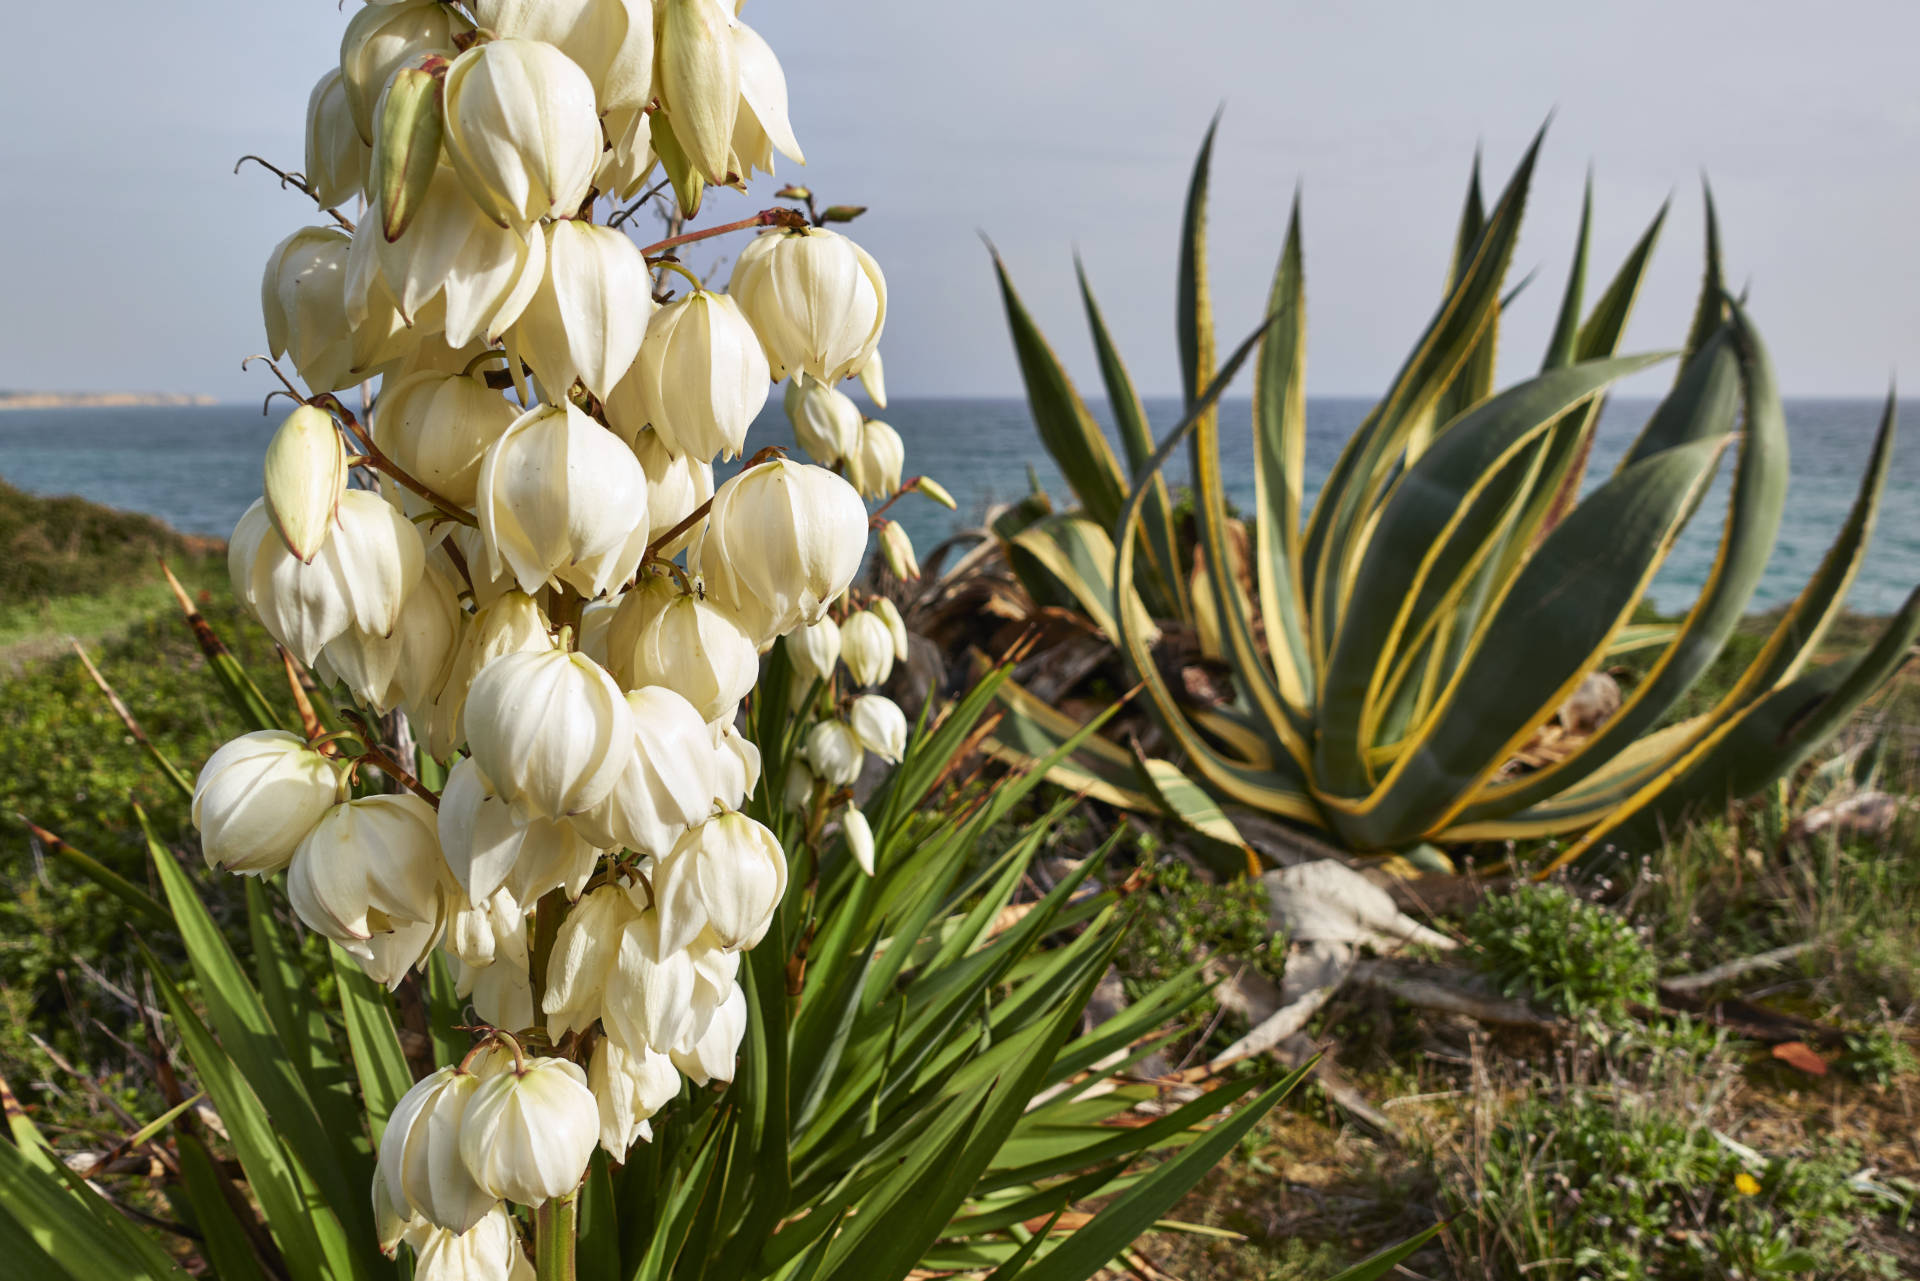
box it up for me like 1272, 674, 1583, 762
2, 396, 1915, 614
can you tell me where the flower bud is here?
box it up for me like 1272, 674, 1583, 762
321, 561, 461, 714
379, 1065, 496, 1234
872, 596, 911, 662
916, 476, 957, 511
371, 61, 445, 244
855, 350, 887, 409
573, 687, 720, 858
233, 491, 426, 665
193, 731, 345, 876
305, 69, 369, 210
288, 795, 449, 977
847, 418, 904, 500
512, 220, 655, 401
629, 429, 715, 556
839, 610, 895, 687
351, 166, 547, 349
709, 722, 761, 810
615, 291, 769, 463
459, 1056, 599, 1207
262, 405, 347, 564
374, 371, 521, 509
878, 520, 920, 581
730, 227, 886, 385
627, 591, 757, 724
783, 616, 840, 688
783, 374, 860, 466
604, 910, 697, 1051
659, 0, 741, 184
781, 760, 815, 812
544, 884, 642, 1038
670, 979, 746, 1085
262, 227, 410, 392
729, 19, 802, 180
589, 1038, 679, 1157
652, 812, 786, 954
694, 460, 868, 645
339, 0, 459, 143
841, 803, 875, 876
439, 757, 601, 905
476, 403, 649, 597
442, 38, 600, 227
849, 694, 907, 764
466, 648, 634, 821
804, 719, 863, 789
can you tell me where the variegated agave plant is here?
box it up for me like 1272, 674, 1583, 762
981, 122, 1918, 869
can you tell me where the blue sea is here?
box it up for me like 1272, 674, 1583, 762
2, 396, 1916, 614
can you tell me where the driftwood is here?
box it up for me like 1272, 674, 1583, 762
1349, 959, 1560, 1030
1658, 941, 1821, 995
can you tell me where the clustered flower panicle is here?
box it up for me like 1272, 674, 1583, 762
195, 2, 945, 1273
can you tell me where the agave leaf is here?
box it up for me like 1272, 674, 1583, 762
1321, 434, 1729, 849
1303, 128, 1544, 649
991, 250, 1130, 534
1132, 751, 1256, 871
1461, 307, 1784, 825
1251, 193, 1318, 712
1078, 259, 1185, 619
1008, 515, 1159, 648
1313, 353, 1670, 799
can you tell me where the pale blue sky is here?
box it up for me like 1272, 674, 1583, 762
6, 1, 1916, 401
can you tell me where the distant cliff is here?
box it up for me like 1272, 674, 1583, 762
0, 391, 219, 410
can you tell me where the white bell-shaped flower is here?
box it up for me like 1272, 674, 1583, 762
322, 562, 461, 715
339, 0, 459, 142
658, 0, 740, 184
730, 227, 886, 385
839, 609, 896, 687
476, 403, 649, 597
232, 491, 426, 665
512, 220, 655, 401
694, 460, 868, 646
379, 1065, 496, 1234
841, 804, 876, 876
459, 1056, 599, 1207
449, 890, 536, 1031
630, 429, 715, 556
849, 693, 907, 764
435, 589, 554, 745
847, 418, 905, 499
729, 19, 803, 180
573, 687, 720, 858
783, 374, 861, 466
603, 910, 697, 1052
671, 979, 746, 1085
192, 731, 345, 876
597, 106, 658, 201
442, 38, 600, 227
651, 811, 787, 954
288, 794, 449, 975
872, 596, 911, 662
598, 574, 676, 688
403, 1204, 532, 1281
305, 69, 369, 210
464, 648, 633, 821
805, 719, 863, 789
374, 371, 522, 510
617, 290, 769, 462
589, 1037, 680, 1157
439, 757, 602, 905
627, 591, 758, 724
784, 616, 841, 689
782, 760, 815, 813
262, 227, 410, 393
469, 0, 654, 111
543, 884, 643, 1039
351, 165, 547, 350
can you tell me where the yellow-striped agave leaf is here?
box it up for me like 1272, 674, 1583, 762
1006, 515, 1160, 649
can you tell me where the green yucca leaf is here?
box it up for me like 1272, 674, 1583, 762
1322, 1223, 1450, 1281
329, 944, 414, 1143
0, 1136, 173, 1281
175, 1129, 275, 1281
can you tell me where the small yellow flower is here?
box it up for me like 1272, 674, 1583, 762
1734, 1171, 1762, 1197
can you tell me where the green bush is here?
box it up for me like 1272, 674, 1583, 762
1464, 882, 1657, 1024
